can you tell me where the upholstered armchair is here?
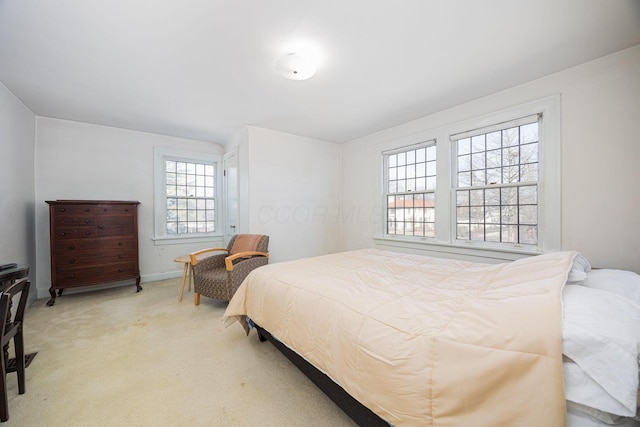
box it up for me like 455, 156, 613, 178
189, 234, 269, 305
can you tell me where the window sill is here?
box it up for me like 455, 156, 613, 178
152, 234, 224, 246
373, 236, 542, 263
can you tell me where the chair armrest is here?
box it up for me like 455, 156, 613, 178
189, 247, 228, 265
225, 251, 269, 271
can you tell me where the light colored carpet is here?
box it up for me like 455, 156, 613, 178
4, 278, 357, 426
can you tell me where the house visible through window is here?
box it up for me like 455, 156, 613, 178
453, 115, 540, 246
384, 142, 436, 237
378, 95, 561, 256
165, 160, 216, 234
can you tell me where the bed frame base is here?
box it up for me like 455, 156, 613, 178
255, 325, 390, 427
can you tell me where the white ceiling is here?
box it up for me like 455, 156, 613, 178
1, 1, 639, 144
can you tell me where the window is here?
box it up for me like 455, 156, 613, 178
154, 147, 222, 244
384, 142, 436, 237
453, 115, 539, 246
165, 160, 216, 234
377, 95, 561, 258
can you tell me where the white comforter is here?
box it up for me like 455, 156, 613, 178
224, 249, 578, 426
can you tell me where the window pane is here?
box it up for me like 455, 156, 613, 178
457, 224, 470, 240
456, 190, 470, 206
521, 142, 538, 163
458, 138, 470, 155
458, 154, 471, 172
470, 189, 484, 205
470, 224, 485, 241
426, 145, 436, 160
426, 176, 436, 190
520, 226, 537, 245
406, 151, 415, 164
471, 135, 485, 153
521, 163, 538, 182
471, 152, 485, 170
521, 123, 538, 144
486, 131, 501, 150
501, 225, 518, 243
397, 152, 406, 166
485, 188, 500, 205
519, 205, 537, 225
519, 186, 537, 204
458, 172, 471, 187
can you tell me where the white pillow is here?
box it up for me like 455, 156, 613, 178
562, 285, 640, 416
566, 254, 592, 285
583, 269, 640, 304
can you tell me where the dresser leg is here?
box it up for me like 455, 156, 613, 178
46, 288, 56, 306
135, 276, 142, 292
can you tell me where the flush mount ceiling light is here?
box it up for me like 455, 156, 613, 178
275, 52, 316, 81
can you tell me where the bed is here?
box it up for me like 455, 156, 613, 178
222, 249, 640, 426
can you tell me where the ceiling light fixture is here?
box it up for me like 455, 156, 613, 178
275, 52, 316, 81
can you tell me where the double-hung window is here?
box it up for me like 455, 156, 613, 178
453, 115, 540, 247
378, 96, 561, 258
384, 142, 437, 238
153, 147, 222, 244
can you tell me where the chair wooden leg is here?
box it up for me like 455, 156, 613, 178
0, 348, 8, 422
194, 292, 200, 306
178, 263, 188, 302
15, 333, 25, 395
187, 265, 192, 292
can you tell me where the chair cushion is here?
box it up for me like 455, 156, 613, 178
230, 234, 263, 255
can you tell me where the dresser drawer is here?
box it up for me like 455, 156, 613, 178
97, 204, 137, 215
54, 249, 136, 268
54, 227, 96, 239
55, 262, 138, 287
52, 204, 97, 216
54, 215, 96, 227
54, 237, 136, 254
97, 216, 135, 237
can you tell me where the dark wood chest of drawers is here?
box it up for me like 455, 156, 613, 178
46, 200, 141, 306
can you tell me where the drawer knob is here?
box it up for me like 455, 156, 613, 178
85, 219, 91, 224
118, 269, 124, 272
98, 225, 104, 229
69, 273, 76, 278
85, 231, 91, 236
69, 259, 76, 264
68, 245, 75, 250
61, 232, 66, 236
60, 208, 66, 212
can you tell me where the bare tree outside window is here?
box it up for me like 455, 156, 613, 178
454, 118, 539, 246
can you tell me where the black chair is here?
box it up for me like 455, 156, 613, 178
0, 279, 30, 422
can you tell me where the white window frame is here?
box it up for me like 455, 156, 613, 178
374, 95, 561, 261
153, 147, 223, 245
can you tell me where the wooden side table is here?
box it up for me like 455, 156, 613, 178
174, 255, 192, 302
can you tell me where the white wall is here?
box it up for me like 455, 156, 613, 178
34, 118, 225, 298
341, 45, 640, 272
0, 82, 37, 300
244, 126, 341, 262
